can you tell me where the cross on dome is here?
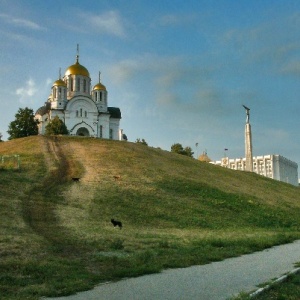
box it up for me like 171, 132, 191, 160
76, 43, 79, 63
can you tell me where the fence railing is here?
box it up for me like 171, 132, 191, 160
0, 155, 20, 170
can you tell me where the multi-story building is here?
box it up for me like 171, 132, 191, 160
212, 155, 298, 186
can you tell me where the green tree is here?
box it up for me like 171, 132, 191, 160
183, 146, 194, 157
171, 143, 194, 157
0, 132, 3, 142
135, 138, 148, 146
171, 143, 185, 154
7, 107, 39, 140
45, 116, 69, 136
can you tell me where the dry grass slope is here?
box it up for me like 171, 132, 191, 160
0, 136, 300, 299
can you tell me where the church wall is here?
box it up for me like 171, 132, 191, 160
109, 118, 120, 140
98, 114, 110, 139
64, 96, 98, 137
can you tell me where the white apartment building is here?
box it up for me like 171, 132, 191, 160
212, 155, 298, 186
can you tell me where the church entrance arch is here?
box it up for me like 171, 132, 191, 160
76, 127, 90, 137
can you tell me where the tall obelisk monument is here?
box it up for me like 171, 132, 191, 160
243, 105, 253, 172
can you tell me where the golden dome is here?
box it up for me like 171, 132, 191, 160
93, 82, 106, 91
65, 61, 90, 77
53, 79, 67, 87
198, 152, 212, 162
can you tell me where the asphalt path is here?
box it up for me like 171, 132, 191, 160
45, 240, 300, 300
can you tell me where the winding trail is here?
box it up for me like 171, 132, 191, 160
22, 136, 66, 239
22, 136, 86, 257
46, 239, 300, 300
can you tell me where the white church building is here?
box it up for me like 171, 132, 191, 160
35, 50, 122, 140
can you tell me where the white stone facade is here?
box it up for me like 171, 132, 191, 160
212, 155, 299, 186
35, 52, 122, 140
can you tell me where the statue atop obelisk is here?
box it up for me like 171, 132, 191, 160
243, 105, 253, 172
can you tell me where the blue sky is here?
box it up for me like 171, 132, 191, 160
0, 0, 299, 166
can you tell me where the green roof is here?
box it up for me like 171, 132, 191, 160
108, 107, 121, 119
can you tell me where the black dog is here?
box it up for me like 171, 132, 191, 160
111, 219, 122, 229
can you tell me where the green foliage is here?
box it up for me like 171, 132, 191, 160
110, 238, 125, 250
171, 143, 194, 157
45, 116, 69, 136
171, 143, 184, 154
183, 146, 194, 157
135, 138, 148, 145
7, 107, 39, 140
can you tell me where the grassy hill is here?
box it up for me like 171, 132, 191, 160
1, 136, 300, 299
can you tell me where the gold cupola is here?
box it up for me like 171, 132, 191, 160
63, 45, 91, 99
65, 45, 90, 77
93, 82, 106, 91
65, 57, 90, 77
93, 71, 106, 91
92, 71, 107, 111
51, 68, 67, 109
53, 78, 67, 87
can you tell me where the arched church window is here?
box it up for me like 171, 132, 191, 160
83, 79, 86, 92
100, 92, 102, 101
76, 110, 78, 117
77, 78, 80, 91
85, 111, 87, 118
109, 129, 113, 139
100, 125, 103, 138
80, 108, 83, 117
71, 78, 74, 91
53, 88, 56, 98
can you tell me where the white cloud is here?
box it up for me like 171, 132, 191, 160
109, 59, 140, 83
46, 78, 52, 86
108, 54, 225, 118
280, 59, 300, 76
78, 10, 126, 37
15, 77, 52, 107
0, 29, 32, 43
0, 13, 44, 30
16, 78, 37, 104
219, 12, 300, 78
109, 55, 192, 85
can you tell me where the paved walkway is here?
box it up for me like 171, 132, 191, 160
46, 240, 300, 300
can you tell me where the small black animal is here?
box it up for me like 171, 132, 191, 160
111, 219, 122, 229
